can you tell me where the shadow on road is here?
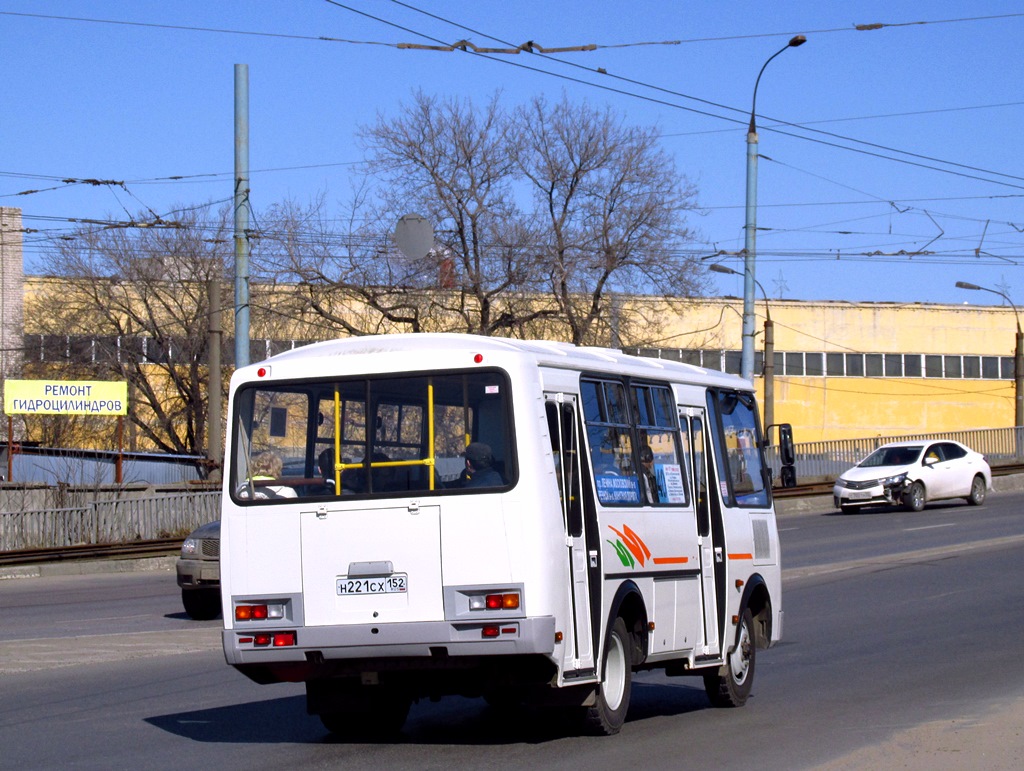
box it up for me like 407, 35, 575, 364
144, 680, 710, 744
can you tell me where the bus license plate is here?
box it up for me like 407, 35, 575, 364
337, 574, 408, 595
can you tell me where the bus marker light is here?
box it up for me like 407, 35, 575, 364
238, 637, 254, 644
482, 625, 500, 638
555, 631, 563, 643
473, 354, 483, 364
257, 366, 270, 378
735, 579, 745, 589
254, 633, 272, 646
501, 627, 516, 635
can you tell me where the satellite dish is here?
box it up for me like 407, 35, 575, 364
394, 214, 434, 260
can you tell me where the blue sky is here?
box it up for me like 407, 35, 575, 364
3, 1, 1023, 306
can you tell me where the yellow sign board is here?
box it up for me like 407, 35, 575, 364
3, 380, 128, 416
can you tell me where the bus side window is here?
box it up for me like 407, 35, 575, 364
691, 417, 710, 536
545, 400, 583, 537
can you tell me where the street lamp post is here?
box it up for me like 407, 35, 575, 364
712, 263, 775, 438
956, 281, 1024, 428
742, 34, 806, 382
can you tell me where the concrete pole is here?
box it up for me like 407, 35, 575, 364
233, 64, 251, 369
764, 317, 775, 440
208, 278, 223, 480
742, 36, 806, 382
741, 131, 758, 382
1015, 329, 1023, 428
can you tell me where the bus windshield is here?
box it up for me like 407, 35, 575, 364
230, 369, 514, 502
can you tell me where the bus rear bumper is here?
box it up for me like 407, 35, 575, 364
223, 616, 557, 683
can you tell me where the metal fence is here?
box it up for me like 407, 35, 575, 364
0, 491, 221, 551
768, 426, 1024, 483
3, 427, 1021, 552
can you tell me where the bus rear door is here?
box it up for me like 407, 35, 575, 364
546, 393, 596, 677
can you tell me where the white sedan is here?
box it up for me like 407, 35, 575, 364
833, 439, 991, 513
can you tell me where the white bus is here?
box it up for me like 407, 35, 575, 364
220, 334, 793, 736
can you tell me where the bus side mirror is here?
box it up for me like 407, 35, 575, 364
780, 465, 797, 488
778, 424, 795, 466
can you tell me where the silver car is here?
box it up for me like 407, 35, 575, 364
833, 440, 991, 513
176, 520, 221, 619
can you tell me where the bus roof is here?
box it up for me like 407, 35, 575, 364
242, 333, 751, 391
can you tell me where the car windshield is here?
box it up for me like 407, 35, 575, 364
859, 445, 923, 468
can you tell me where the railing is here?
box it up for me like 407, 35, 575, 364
767, 426, 1024, 484
4, 427, 1022, 551
0, 491, 221, 551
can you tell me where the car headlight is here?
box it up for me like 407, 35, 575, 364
879, 472, 908, 487
181, 537, 198, 557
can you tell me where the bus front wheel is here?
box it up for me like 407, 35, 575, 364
704, 608, 756, 708
582, 616, 632, 735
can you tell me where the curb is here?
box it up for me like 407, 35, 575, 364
0, 555, 177, 581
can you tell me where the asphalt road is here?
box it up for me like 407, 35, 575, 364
1, 492, 1022, 770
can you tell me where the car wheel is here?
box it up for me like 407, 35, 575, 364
704, 608, 756, 708
181, 587, 221, 620
967, 474, 986, 506
581, 616, 632, 735
904, 481, 926, 512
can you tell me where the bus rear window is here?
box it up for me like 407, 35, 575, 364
230, 370, 515, 502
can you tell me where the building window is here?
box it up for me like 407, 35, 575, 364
846, 354, 864, 376
926, 355, 943, 378
963, 356, 981, 379
806, 353, 824, 376
826, 353, 845, 376
884, 354, 903, 377
723, 350, 741, 374
944, 356, 962, 378
904, 355, 922, 377
785, 352, 804, 376
866, 354, 883, 377
983, 356, 1000, 379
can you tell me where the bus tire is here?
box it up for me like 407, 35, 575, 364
582, 616, 632, 735
704, 608, 756, 708
904, 481, 926, 512
181, 588, 220, 620
315, 684, 411, 739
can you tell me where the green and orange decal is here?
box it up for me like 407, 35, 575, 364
607, 524, 689, 569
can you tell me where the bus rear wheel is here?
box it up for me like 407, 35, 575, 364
581, 616, 632, 735
310, 681, 411, 739
704, 608, 756, 708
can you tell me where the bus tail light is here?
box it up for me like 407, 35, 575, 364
235, 602, 286, 621
484, 592, 520, 610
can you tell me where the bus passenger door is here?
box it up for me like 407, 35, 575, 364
681, 407, 720, 657
546, 394, 595, 676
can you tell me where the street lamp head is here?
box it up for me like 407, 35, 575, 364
788, 35, 807, 48
955, 281, 982, 291
709, 263, 741, 277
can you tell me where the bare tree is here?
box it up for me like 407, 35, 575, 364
511, 95, 706, 344
30, 204, 230, 455
267, 91, 704, 343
